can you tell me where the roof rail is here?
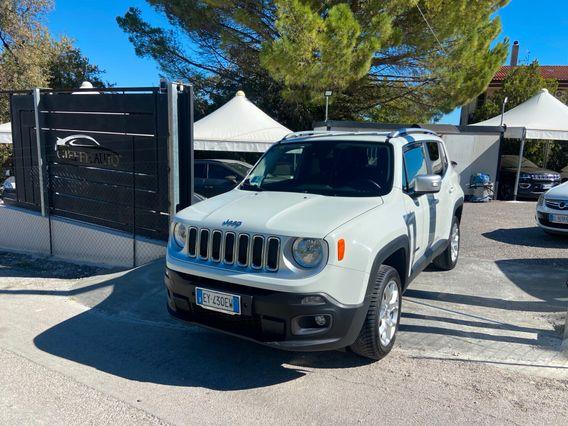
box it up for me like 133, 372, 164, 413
282, 130, 391, 141
388, 128, 439, 138
282, 130, 334, 140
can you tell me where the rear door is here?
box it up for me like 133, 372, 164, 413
402, 143, 431, 268
425, 141, 453, 243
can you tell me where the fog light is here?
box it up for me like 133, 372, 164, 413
301, 295, 325, 305
314, 315, 327, 326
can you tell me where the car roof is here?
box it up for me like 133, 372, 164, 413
196, 159, 252, 167
280, 128, 441, 145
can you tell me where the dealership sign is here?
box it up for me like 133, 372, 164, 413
55, 134, 120, 168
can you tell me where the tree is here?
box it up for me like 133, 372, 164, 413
117, 0, 509, 128
48, 38, 107, 89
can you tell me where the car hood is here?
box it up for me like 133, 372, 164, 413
175, 189, 383, 238
545, 181, 568, 199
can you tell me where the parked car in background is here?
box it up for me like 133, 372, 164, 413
498, 155, 561, 200
0, 176, 15, 200
561, 165, 568, 183
194, 159, 253, 198
536, 181, 568, 235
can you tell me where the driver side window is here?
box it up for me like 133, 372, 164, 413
403, 144, 428, 193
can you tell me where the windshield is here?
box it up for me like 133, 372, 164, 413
241, 140, 393, 197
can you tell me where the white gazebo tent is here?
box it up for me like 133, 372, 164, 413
0, 122, 11, 144
473, 88, 568, 199
194, 91, 292, 152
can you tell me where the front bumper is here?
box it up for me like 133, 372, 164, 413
517, 181, 560, 199
536, 210, 568, 234
164, 267, 368, 351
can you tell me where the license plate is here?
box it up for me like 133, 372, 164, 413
195, 287, 241, 315
550, 214, 568, 224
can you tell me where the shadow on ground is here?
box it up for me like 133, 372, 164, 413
18, 261, 371, 391
402, 258, 568, 349
482, 226, 568, 249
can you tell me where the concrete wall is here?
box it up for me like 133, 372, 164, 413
0, 204, 165, 268
442, 133, 501, 193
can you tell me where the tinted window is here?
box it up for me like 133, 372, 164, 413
403, 145, 428, 192
227, 163, 251, 177
194, 163, 206, 178
242, 141, 393, 197
208, 164, 232, 179
426, 142, 446, 176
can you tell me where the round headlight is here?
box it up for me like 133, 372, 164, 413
173, 223, 187, 248
292, 238, 325, 268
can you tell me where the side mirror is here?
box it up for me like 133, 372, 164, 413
414, 175, 442, 196
225, 175, 238, 183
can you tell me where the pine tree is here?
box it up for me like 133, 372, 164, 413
118, 0, 510, 128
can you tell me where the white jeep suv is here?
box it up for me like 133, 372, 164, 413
165, 129, 464, 360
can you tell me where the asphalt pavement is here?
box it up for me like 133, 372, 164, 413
0, 201, 567, 425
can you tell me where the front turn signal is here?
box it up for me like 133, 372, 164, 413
337, 239, 345, 261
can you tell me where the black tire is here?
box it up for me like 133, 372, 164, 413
350, 265, 402, 360
433, 216, 460, 271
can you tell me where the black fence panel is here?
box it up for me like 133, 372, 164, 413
8, 88, 193, 241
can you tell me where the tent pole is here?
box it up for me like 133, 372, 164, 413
513, 130, 526, 201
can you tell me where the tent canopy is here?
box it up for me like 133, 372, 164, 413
194, 91, 292, 152
473, 88, 568, 140
0, 122, 11, 144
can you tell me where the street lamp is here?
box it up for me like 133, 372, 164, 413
324, 90, 332, 122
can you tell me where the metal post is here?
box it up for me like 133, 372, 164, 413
324, 90, 332, 123
499, 96, 508, 126
32, 88, 47, 217
167, 82, 180, 221
512, 129, 526, 201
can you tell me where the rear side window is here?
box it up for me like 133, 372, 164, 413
403, 144, 428, 192
426, 142, 447, 176
194, 163, 206, 178
208, 164, 231, 179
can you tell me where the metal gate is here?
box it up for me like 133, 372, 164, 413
7, 85, 193, 243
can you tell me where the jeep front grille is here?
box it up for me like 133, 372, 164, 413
185, 227, 280, 272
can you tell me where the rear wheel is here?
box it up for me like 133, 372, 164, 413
433, 216, 460, 271
350, 265, 401, 360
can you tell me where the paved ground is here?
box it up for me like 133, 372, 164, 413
0, 201, 567, 425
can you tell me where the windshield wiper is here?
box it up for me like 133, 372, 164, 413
240, 178, 263, 192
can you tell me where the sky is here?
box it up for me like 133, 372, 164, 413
47, 0, 568, 124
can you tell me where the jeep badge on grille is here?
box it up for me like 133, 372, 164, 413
222, 219, 242, 228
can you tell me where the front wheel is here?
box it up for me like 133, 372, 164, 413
350, 265, 402, 360
433, 216, 460, 271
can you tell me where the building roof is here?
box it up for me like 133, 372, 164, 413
490, 66, 568, 87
